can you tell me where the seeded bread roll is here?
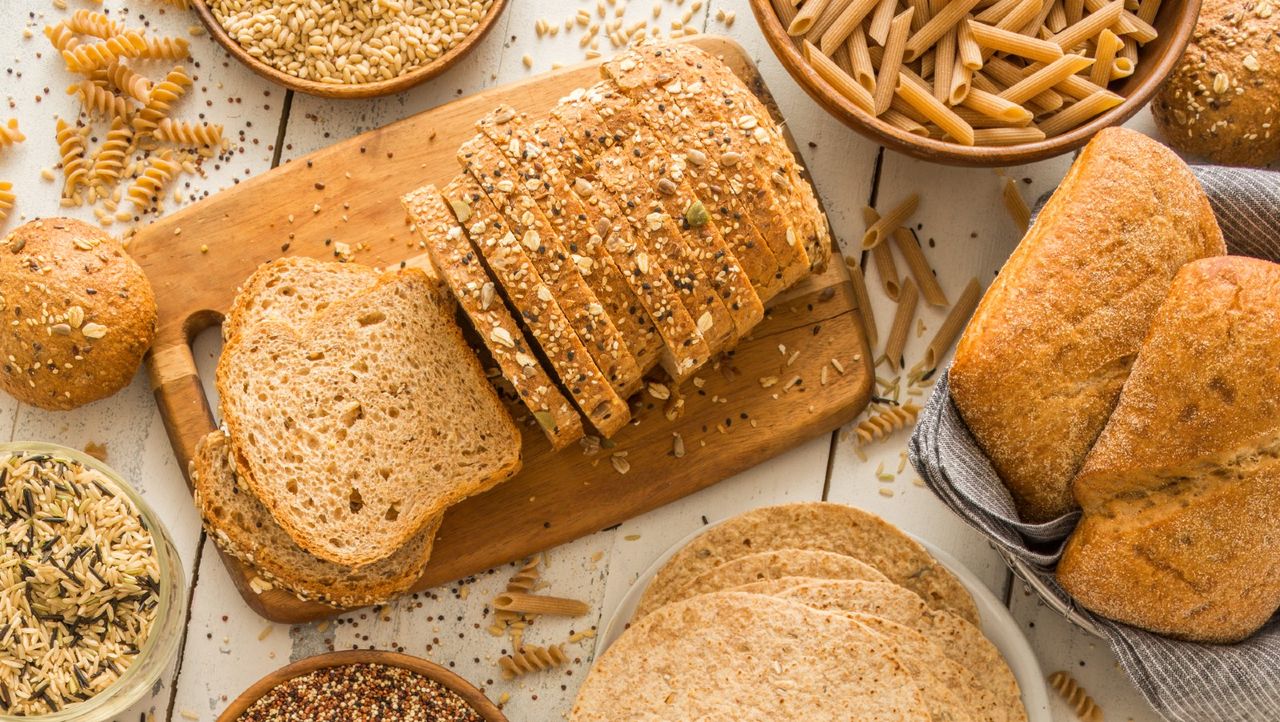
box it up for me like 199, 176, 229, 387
1151, 0, 1280, 166
0, 218, 156, 410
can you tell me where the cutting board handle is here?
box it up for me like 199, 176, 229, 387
146, 314, 220, 486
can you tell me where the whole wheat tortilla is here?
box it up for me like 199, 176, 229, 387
570, 592, 930, 721
637, 503, 979, 623
756, 578, 1026, 722
633, 548, 888, 618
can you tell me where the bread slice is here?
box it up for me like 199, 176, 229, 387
1058, 256, 1280, 643
217, 267, 522, 566
594, 68, 786, 303
583, 82, 765, 338
402, 186, 584, 449
949, 128, 1225, 522
222, 256, 377, 344
550, 91, 736, 355
442, 174, 631, 437
474, 106, 665, 373
529, 115, 712, 380
192, 430, 439, 607
457, 135, 644, 397
614, 42, 834, 273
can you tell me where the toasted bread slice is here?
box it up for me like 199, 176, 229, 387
474, 106, 665, 373
457, 135, 644, 396
402, 186, 583, 449
583, 82, 765, 338
222, 256, 377, 344
192, 430, 439, 607
443, 174, 631, 437
528, 116, 712, 380
218, 267, 522, 566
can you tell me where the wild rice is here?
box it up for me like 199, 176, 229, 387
208, 0, 496, 85
0, 452, 161, 715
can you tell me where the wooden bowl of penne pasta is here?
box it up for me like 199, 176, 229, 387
749, 0, 1199, 165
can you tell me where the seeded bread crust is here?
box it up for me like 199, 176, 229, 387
192, 430, 438, 607
402, 187, 583, 449
605, 49, 813, 287
459, 137, 644, 397
584, 82, 766, 338
444, 174, 631, 437
597, 69, 786, 303
532, 116, 712, 380
551, 92, 736, 356
474, 108, 665, 374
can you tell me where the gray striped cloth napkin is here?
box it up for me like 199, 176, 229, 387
908, 166, 1280, 722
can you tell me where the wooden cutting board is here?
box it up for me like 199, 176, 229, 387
132, 36, 873, 623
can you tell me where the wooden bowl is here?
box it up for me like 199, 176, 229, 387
189, 0, 508, 99
216, 650, 508, 721
746, 0, 1201, 166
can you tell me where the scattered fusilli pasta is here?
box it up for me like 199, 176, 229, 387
853, 402, 922, 446
0, 183, 13, 225
133, 66, 192, 137
74, 80, 131, 119
0, 119, 25, 148
137, 36, 190, 61
55, 118, 89, 196
498, 644, 568, 680
1048, 671, 1103, 722
62, 30, 148, 73
494, 556, 542, 627
91, 116, 133, 187
155, 119, 223, 147
125, 151, 178, 210
106, 62, 153, 104
43, 22, 81, 53
66, 9, 122, 39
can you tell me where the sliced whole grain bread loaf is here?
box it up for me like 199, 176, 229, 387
191, 430, 438, 606
217, 267, 521, 566
222, 256, 377, 344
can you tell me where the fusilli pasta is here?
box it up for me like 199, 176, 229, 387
133, 66, 192, 137
66, 9, 122, 39
125, 151, 179, 210
91, 116, 133, 187
854, 402, 922, 446
1047, 671, 1103, 722
0, 119, 24, 147
137, 36, 190, 61
498, 644, 568, 680
0, 182, 13, 225
74, 80, 131, 119
55, 118, 89, 196
43, 23, 80, 54
106, 61, 153, 103
62, 31, 148, 73
155, 119, 223, 147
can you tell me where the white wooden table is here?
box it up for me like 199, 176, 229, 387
0, 0, 1167, 719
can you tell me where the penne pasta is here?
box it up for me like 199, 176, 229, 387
847, 25, 877, 90
1047, 0, 1069, 31
883, 107, 931, 134
957, 18, 984, 69
922, 277, 982, 370
1065, 0, 1085, 23
1021, 0, 1060, 35
960, 87, 1035, 123
921, 49, 937, 79
862, 193, 919, 249
1001, 177, 1031, 232
973, 125, 1046, 144
892, 226, 949, 307
804, 40, 877, 112
772, 0, 801, 23
903, 0, 984, 61
1110, 55, 1135, 79
912, 0, 936, 30
1136, 0, 1162, 24
1038, 89, 1123, 134
492, 592, 590, 616
875, 9, 917, 115
820, 0, 881, 54
790, 0, 834, 35
845, 256, 879, 349
1083, 0, 1158, 41
1051, 0, 1122, 50
975, 0, 1024, 23
872, 238, 902, 299
884, 277, 919, 372
998, 54, 1093, 104
896, 74, 976, 144
949, 61, 974, 104
1091, 28, 1123, 85
955, 106, 1034, 127
1120, 35, 1138, 62
935, 27, 958, 101
811, 0, 860, 38
969, 19, 1065, 62
868, 0, 900, 44
995, 0, 1044, 33
1048, 65, 1109, 98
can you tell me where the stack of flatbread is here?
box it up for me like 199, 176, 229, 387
571, 502, 1028, 721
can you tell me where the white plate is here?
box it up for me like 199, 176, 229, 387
596, 523, 1052, 722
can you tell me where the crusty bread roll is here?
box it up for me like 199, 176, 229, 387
949, 129, 1225, 523
0, 218, 156, 410
1151, 0, 1280, 166
1059, 257, 1280, 643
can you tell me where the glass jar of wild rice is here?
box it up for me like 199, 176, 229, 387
0, 443, 184, 721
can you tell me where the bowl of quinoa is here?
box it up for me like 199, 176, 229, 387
219, 650, 507, 722
0, 443, 185, 721
192, 0, 508, 99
